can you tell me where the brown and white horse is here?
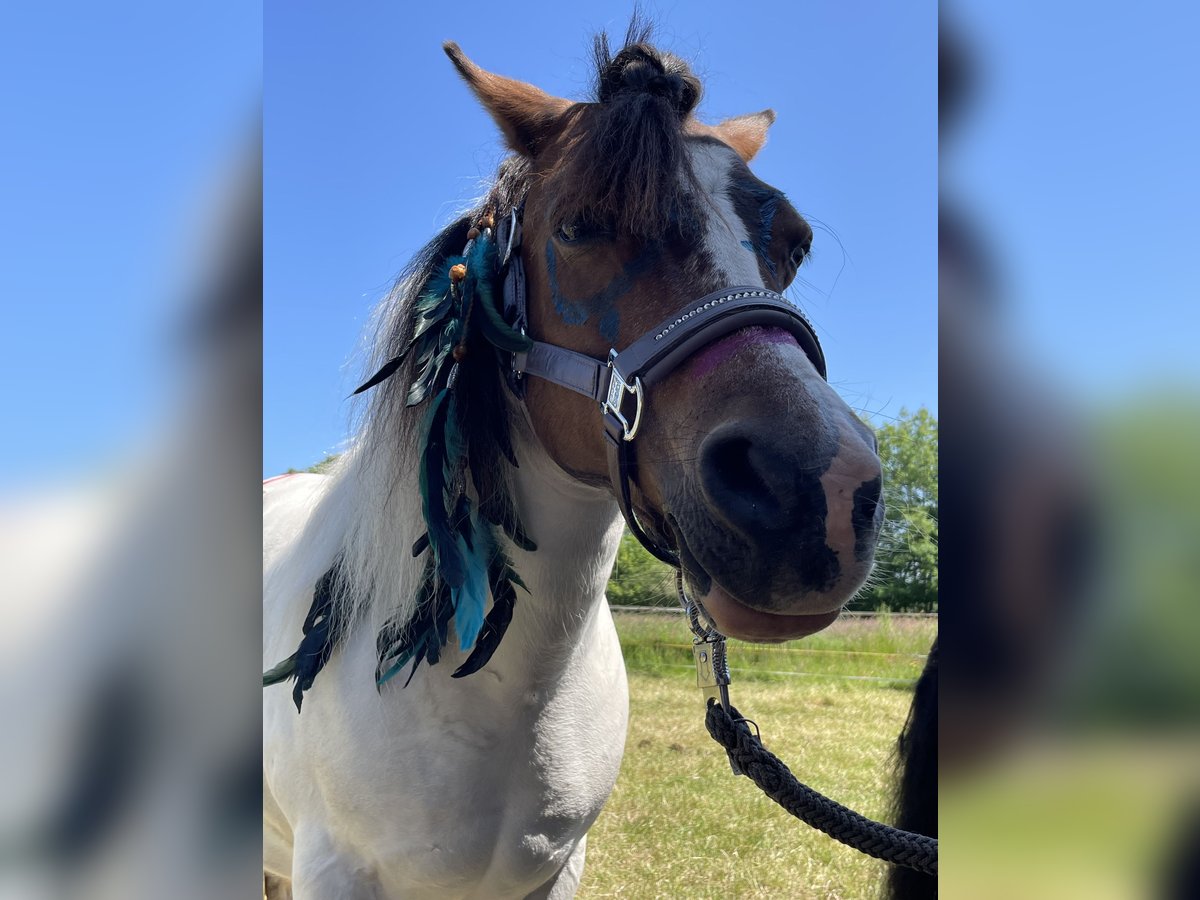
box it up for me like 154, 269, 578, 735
264, 30, 883, 899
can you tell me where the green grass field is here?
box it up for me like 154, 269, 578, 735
577, 610, 936, 900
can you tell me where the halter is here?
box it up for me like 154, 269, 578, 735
496, 205, 828, 566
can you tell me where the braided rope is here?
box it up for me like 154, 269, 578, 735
705, 701, 938, 876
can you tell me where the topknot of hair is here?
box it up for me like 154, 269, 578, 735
595, 40, 701, 118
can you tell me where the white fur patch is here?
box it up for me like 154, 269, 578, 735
687, 142, 766, 286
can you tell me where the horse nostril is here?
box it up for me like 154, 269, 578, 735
854, 480, 883, 542
699, 430, 787, 534
709, 437, 766, 495
853, 475, 883, 524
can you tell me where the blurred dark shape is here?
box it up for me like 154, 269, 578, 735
186, 128, 264, 364
885, 639, 937, 900
939, 6, 1200, 898
939, 12, 1097, 770
1160, 799, 1200, 899
36, 667, 148, 871
938, 13, 972, 136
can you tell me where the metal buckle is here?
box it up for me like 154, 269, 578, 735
601, 350, 644, 442
511, 326, 528, 382
500, 207, 520, 268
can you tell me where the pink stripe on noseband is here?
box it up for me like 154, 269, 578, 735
689, 326, 799, 379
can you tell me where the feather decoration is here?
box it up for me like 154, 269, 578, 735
418, 386, 467, 589
350, 355, 407, 397
348, 254, 464, 397
375, 559, 455, 686
270, 218, 540, 708
410, 532, 430, 558
285, 219, 542, 701
473, 244, 533, 354
450, 505, 490, 650
471, 462, 537, 552
452, 539, 528, 678
261, 562, 345, 712
407, 319, 460, 407
260, 655, 295, 686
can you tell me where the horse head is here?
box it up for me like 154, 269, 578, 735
444, 37, 883, 642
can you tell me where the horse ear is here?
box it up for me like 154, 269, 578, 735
709, 110, 776, 162
444, 42, 571, 156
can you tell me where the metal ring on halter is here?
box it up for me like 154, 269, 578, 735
601, 350, 644, 442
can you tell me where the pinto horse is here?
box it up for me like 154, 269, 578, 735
264, 30, 884, 899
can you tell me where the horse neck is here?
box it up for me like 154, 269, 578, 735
500, 418, 625, 658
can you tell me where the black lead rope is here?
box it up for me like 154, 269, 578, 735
704, 700, 938, 876
678, 580, 937, 876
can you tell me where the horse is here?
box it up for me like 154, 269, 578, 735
264, 28, 884, 899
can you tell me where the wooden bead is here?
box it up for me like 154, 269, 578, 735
467, 227, 480, 240
449, 263, 468, 283
452, 344, 468, 361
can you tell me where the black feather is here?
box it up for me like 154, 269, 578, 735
452, 546, 523, 678
411, 532, 430, 557
419, 388, 467, 588
376, 560, 458, 686
350, 354, 407, 396
471, 468, 537, 552
260, 562, 345, 713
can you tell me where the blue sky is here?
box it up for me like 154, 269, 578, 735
0, 4, 260, 486
946, 3, 1200, 403
264, 2, 938, 475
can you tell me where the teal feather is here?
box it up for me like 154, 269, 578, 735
447, 498, 488, 651
376, 648, 416, 686
471, 233, 532, 353
406, 320, 459, 407
475, 280, 533, 353
452, 531, 489, 650
452, 531, 527, 678
413, 260, 458, 315
261, 655, 296, 686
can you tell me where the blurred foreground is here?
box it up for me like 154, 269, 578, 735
941, 5, 1199, 896
0, 6, 261, 899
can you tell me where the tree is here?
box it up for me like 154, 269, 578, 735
855, 407, 939, 612
604, 408, 939, 612
606, 530, 675, 607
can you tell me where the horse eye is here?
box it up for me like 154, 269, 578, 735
790, 225, 813, 268
557, 222, 582, 243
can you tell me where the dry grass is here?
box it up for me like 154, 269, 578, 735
577, 613, 935, 899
